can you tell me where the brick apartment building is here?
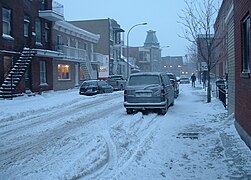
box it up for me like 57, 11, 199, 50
233, 0, 251, 149
0, 0, 64, 97
214, 0, 235, 115
0, 0, 100, 97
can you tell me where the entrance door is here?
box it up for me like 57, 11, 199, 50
75, 64, 79, 86
3, 56, 12, 79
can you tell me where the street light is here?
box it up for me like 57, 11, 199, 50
126, 22, 147, 79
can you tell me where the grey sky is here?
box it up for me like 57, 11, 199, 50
56, 0, 189, 56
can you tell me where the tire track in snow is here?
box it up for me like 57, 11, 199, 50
0, 93, 123, 172
0, 92, 122, 139
101, 112, 161, 179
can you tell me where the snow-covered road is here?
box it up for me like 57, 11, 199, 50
0, 85, 250, 179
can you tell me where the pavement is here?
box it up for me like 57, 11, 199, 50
191, 85, 251, 179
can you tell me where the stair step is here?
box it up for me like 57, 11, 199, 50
14, 65, 28, 68
4, 80, 19, 84
0, 94, 18, 98
2, 84, 17, 87
19, 56, 32, 60
6, 77, 20, 81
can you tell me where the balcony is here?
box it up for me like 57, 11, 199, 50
39, 0, 64, 21
56, 45, 87, 61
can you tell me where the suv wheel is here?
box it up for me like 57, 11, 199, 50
126, 108, 133, 114
159, 103, 167, 115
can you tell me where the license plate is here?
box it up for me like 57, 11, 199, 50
136, 92, 152, 97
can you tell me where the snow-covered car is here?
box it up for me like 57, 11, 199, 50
124, 72, 174, 115
179, 76, 190, 84
167, 73, 179, 98
79, 80, 113, 96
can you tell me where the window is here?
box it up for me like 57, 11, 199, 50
44, 22, 49, 43
58, 64, 70, 80
56, 35, 62, 51
84, 42, 88, 50
241, 15, 250, 73
35, 18, 42, 43
24, 16, 30, 37
40, 61, 47, 85
2, 7, 11, 36
66, 37, 70, 46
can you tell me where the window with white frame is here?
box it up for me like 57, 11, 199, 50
35, 18, 42, 43
58, 64, 70, 80
242, 15, 250, 73
2, 7, 11, 36
40, 61, 47, 85
24, 16, 30, 37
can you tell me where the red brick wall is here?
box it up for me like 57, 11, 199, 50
31, 57, 53, 92
234, 0, 251, 135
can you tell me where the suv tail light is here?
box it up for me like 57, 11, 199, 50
161, 89, 165, 97
124, 90, 127, 101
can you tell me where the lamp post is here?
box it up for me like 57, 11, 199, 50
126, 22, 147, 79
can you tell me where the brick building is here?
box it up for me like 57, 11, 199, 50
0, 0, 64, 97
234, 0, 251, 149
214, 0, 235, 115
69, 19, 125, 78
0, 0, 100, 97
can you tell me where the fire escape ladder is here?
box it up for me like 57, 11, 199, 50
0, 48, 36, 99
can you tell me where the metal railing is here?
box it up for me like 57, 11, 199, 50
56, 45, 86, 60
52, 0, 64, 15
216, 79, 227, 109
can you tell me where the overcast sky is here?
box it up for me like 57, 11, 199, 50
56, 0, 191, 56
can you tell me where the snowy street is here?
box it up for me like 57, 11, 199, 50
0, 84, 250, 179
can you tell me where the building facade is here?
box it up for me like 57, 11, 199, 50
0, 0, 100, 97
161, 56, 184, 76
52, 21, 100, 90
214, 0, 235, 115
144, 30, 161, 72
233, 0, 251, 149
69, 19, 124, 79
0, 0, 64, 98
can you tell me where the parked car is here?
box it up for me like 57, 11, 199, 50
124, 72, 174, 115
79, 80, 113, 96
167, 73, 179, 98
179, 76, 190, 84
106, 75, 126, 91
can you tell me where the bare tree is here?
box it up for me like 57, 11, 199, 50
179, 0, 221, 103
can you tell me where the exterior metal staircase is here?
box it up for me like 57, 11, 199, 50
80, 52, 94, 80
0, 48, 36, 99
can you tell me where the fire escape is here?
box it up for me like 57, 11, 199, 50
0, 48, 36, 99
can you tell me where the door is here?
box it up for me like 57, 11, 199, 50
75, 64, 79, 86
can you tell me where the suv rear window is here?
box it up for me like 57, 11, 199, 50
128, 75, 160, 86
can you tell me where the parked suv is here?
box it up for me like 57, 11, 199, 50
124, 72, 174, 115
107, 75, 126, 91
167, 73, 179, 98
